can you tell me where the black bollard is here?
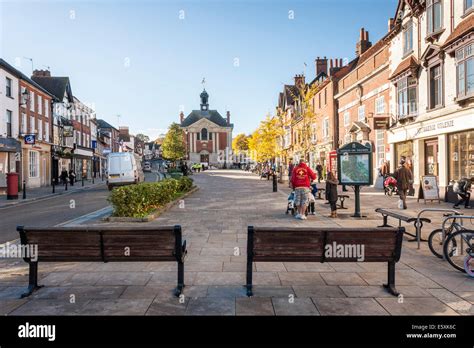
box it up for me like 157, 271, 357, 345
273, 173, 278, 192
92, 176, 94, 184
52, 180, 55, 194
22, 180, 26, 199
65, 180, 68, 191
82, 177, 84, 187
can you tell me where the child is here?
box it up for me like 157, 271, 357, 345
326, 171, 339, 218
286, 191, 295, 215
308, 181, 318, 215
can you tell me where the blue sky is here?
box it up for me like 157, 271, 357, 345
1, 0, 398, 139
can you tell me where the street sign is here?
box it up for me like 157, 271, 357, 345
24, 135, 36, 145
14, 152, 21, 161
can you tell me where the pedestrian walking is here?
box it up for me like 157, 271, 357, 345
326, 171, 339, 218
60, 169, 68, 185
316, 162, 323, 183
394, 158, 413, 210
68, 170, 76, 186
288, 160, 294, 188
453, 177, 473, 209
290, 158, 316, 220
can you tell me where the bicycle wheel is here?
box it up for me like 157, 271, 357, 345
443, 230, 471, 273
428, 229, 445, 258
465, 255, 474, 277
428, 224, 463, 259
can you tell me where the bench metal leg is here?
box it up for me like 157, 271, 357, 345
339, 198, 347, 209
245, 252, 254, 296
175, 261, 185, 297
383, 261, 399, 297
21, 262, 43, 298
378, 215, 393, 228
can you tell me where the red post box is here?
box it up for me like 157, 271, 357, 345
6, 172, 19, 200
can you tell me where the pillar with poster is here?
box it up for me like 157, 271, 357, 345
337, 142, 372, 218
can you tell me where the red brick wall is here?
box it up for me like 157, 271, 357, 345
19, 80, 53, 143
218, 132, 227, 151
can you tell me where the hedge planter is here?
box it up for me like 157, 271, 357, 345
105, 185, 198, 222
106, 177, 195, 221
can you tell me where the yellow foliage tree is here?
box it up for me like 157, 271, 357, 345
286, 81, 321, 159
232, 133, 249, 153
248, 115, 282, 163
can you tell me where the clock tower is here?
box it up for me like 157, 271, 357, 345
200, 89, 209, 111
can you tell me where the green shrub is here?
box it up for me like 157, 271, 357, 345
108, 177, 194, 218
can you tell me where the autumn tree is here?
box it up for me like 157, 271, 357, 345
135, 133, 150, 143
161, 123, 186, 162
232, 133, 249, 153
248, 115, 282, 163
286, 81, 321, 159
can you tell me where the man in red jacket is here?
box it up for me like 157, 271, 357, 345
291, 158, 317, 220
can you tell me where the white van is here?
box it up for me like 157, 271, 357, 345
106, 152, 145, 190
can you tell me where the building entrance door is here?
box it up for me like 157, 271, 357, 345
200, 154, 209, 164
424, 139, 439, 176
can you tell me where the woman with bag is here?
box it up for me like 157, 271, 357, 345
394, 158, 413, 210
326, 172, 339, 218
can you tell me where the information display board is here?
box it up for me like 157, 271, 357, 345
337, 142, 372, 186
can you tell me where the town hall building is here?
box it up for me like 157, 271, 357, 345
180, 89, 233, 168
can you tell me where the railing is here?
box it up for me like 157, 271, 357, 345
415, 208, 461, 250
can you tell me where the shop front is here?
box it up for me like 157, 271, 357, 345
448, 130, 474, 182
388, 110, 474, 199
21, 141, 51, 189
72, 145, 93, 180
0, 138, 21, 195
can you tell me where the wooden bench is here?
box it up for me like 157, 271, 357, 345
337, 195, 350, 209
324, 194, 350, 208
246, 226, 404, 297
374, 208, 431, 242
17, 225, 187, 298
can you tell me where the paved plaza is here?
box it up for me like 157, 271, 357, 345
1, 170, 473, 315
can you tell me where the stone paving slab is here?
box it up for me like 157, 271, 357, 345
2, 169, 473, 316
313, 298, 389, 316
272, 298, 320, 316
376, 297, 460, 315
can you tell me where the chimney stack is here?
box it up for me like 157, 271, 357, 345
356, 27, 372, 57
388, 18, 395, 32
32, 69, 51, 77
226, 111, 230, 125
294, 74, 305, 88
315, 56, 328, 76
180, 111, 184, 123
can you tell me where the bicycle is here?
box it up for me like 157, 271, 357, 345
428, 212, 464, 259
464, 244, 474, 277
443, 228, 474, 273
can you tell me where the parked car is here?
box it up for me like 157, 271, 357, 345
106, 152, 145, 190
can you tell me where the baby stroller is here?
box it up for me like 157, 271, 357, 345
383, 175, 398, 196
